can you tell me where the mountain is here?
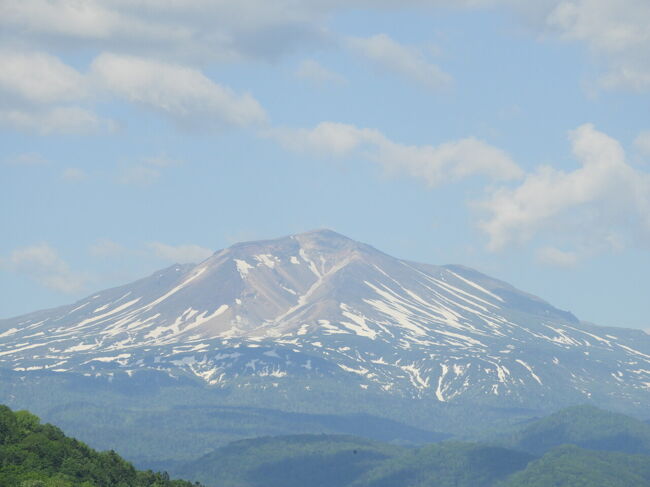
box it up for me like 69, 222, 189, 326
0, 404, 201, 486
1, 229, 650, 463
505, 405, 650, 456
1, 229, 648, 413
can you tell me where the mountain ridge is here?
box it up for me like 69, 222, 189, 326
1, 229, 648, 414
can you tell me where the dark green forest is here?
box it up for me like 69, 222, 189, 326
173, 405, 650, 487
0, 405, 200, 487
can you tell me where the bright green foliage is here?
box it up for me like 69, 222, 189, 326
501, 445, 650, 487
0, 405, 201, 487
506, 405, 650, 455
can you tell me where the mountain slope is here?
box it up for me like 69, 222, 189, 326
1, 230, 649, 413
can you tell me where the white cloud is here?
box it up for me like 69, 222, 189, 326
536, 246, 580, 268
0, 50, 88, 104
0, 48, 259, 133
0, 50, 110, 134
91, 53, 267, 129
147, 242, 213, 264
0, 0, 328, 63
635, 130, 650, 157
345, 34, 452, 90
1, 243, 88, 293
544, 0, 650, 91
267, 121, 522, 186
478, 123, 650, 251
2, 0, 649, 96
296, 59, 347, 85
0, 106, 110, 135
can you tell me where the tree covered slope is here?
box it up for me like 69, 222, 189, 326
0, 405, 200, 487
174, 406, 650, 487
500, 445, 650, 487
505, 405, 650, 455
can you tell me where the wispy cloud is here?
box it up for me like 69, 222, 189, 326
1, 243, 88, 293
91, 53, 267, 130
0, 106, 111, 135
536, 246, 580, 268
267, 121, 522, 187
345, 34, 452, 90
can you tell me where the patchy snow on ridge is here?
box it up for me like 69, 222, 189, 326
0, 229, 648, 410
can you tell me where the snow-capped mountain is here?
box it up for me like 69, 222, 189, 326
1, 230, 649, 410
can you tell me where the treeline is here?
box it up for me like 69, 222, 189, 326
0, 405, 201, 487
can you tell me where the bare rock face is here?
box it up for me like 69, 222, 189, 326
1, 229, 649, 411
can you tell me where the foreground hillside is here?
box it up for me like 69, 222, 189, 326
0, 405, 200, 487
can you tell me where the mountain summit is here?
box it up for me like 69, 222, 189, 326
1, 230, 648, 411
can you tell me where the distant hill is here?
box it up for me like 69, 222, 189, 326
175, 406, 650, 487
175, 435, 533, 487
0, 405, 199, 487
175, 435, 402, 487
352, 442, 533, 487
501, 445, 650, 487
505, 405, 650, 455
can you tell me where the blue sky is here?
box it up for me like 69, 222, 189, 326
1, 1, 649, 330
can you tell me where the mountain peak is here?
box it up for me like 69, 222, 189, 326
1, 231, 649, 413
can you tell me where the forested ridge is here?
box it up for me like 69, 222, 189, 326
0, 405, 201, 487
174, 406, 650, 487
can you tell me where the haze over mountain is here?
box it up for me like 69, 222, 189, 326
2, 230, 648, 415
